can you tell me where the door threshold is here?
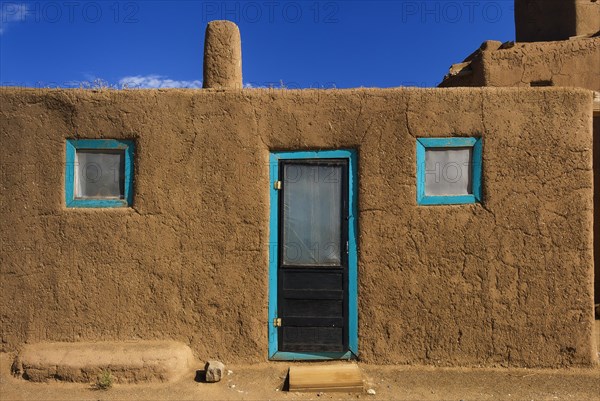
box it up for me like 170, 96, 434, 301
270, 351, 356, 361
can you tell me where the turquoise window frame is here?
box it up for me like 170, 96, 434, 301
268, 149, 358, 361
65, 139, 135, 208
416, 137, 482, 206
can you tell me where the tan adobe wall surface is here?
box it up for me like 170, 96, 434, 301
440, 38, 600, 91
0, 87, 596, 367
481, 39, 600, 90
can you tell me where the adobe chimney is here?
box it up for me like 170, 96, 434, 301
203, 20, 242, 89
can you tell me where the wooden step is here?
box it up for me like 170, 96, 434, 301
288, 363, 363, 393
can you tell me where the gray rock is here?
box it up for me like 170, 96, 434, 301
11, 356, 22, 377
205, 360, 225, 383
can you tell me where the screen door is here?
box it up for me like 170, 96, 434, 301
276, 159, 349, 353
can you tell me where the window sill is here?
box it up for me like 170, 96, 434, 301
66, 199, 131, 208
417, 194, 479, 206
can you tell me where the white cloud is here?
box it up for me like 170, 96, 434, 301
0, 3, 28, 35
119, 75, 202, 89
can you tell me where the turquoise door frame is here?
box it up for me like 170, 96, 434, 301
268, 149, 358, 360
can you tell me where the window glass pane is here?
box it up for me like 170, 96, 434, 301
75, 150, 125, 199
283, 164, 342, 266
425, 147, 472, 196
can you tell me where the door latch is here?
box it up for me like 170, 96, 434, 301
273, 318, 282, 327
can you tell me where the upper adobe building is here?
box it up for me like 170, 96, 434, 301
439, 0, 600, 90
515, 0, 599, 42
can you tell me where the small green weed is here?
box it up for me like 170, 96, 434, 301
94, 370, 113, 390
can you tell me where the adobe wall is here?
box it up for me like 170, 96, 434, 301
0, 87, 595, 367
515, 0, 600, 42
481, 39, 600, 90
440, 38, 600, 91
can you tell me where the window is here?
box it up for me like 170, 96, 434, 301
65, 139, 134, 208
416, 137, 482, 205
282, 162, 344, 266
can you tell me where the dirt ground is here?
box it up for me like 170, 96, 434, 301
1, 353, 599, 401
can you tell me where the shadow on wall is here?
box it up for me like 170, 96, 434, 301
515, 0, 577, 42
595, 116, 600, 309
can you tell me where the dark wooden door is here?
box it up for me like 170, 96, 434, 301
277, 159, 349, 353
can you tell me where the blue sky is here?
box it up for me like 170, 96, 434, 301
0, 1, 515, 89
